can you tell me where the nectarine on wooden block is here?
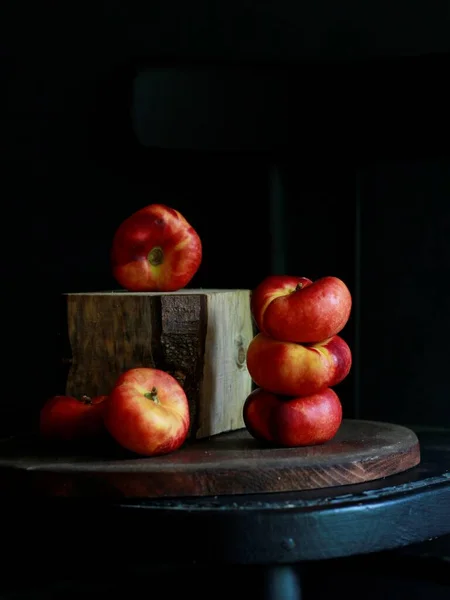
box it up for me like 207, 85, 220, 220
58, 289, 254, 439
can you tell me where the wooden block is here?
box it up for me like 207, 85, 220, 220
59, 289, 254, 439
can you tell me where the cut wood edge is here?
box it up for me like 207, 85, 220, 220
196, 290, 253, 438
0, 422, 422, 500
0, 443, 421, 500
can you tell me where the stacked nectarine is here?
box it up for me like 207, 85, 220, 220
244, 275, 352, 447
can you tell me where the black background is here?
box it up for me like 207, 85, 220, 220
3, 1, 450, 436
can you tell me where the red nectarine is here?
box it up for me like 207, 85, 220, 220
111, 203, 202, 292
251, 275, 352, 343
39, 394, 109, 442
243, 387, 343, 447
246, 332, 352, 396
104, 367, 190, 456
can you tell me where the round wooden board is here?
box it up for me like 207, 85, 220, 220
0, 420, 420, 499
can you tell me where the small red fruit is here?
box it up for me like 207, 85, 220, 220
111, 203, 202, 292
104, 367, 190, 456
39, 394, 108, 441
243, 387, 343, 447
246, 332, 352, 396
251, 275, 352, 343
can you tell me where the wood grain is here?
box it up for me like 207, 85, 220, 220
0, 420, 421, 499
58, 289, 254, 439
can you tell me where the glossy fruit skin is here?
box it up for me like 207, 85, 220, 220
246, 332, 352, 396
251, 275, 352, 343
39, 394, 109, 441
104, 367, 190, 456
243, 387, 343, 447
111, 203, 202, 292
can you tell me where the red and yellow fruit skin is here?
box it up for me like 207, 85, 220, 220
246, 332, 352, 396
243, 387, 343, 447
104, 367, 190, 456
251, 275, 352, 343
111, 203, 202, 292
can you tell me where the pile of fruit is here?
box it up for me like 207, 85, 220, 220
40, 204, 201, 456
244, 275, 352, 447
39, 203, 352, 457
40, 367, 191, 457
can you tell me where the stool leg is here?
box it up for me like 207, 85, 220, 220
263, 565, 302, 600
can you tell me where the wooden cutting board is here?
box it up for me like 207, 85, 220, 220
0, 420, 420, 499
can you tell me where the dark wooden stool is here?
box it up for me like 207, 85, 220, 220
1, 428, 449, 598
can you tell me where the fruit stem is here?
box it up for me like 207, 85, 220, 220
80, 395, 93, 405
144, 386, 159, 404
295, 283, 303, 291
148, 246, 164, 266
